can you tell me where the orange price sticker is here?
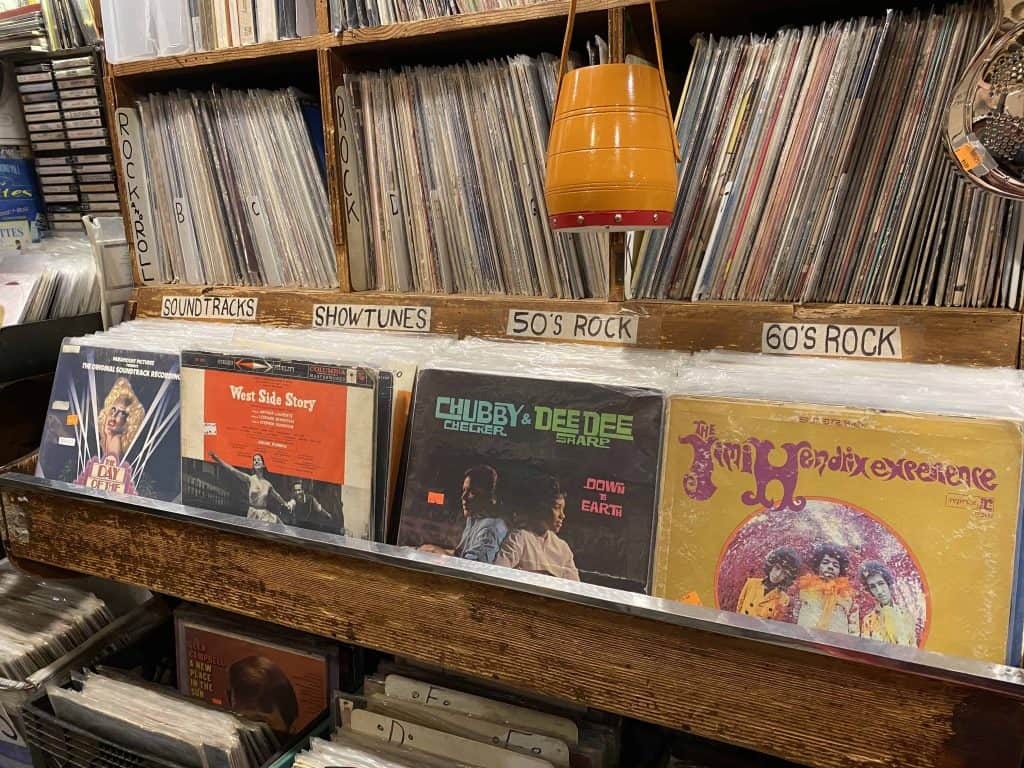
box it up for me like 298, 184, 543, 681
65, 414, 79, 426
954, 143, 982, 172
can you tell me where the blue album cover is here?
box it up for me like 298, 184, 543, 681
36, 342, 181, 501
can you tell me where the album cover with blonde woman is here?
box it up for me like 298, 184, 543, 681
36, 342, 182, 501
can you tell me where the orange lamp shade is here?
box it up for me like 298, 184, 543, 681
546, 63, 678, 231
544, 0, 679, 232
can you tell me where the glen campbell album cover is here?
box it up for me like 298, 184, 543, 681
180, 351, 377, 540
398, 369, 665, 593
655, 395, 1024, 664
37, 343, 181, 501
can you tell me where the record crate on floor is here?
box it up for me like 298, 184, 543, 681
1, 458, 1024, 768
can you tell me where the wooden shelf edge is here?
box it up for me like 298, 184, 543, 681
2, 478, 1024, 768
340, 0, 650, 47
105, 0, 654, 76
109, 34, 338, 78
131, 285, 1024, 366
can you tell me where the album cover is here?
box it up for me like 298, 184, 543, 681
654, 396, 1024, 664
36, 343, 182, 501
398, 369, 665, 593
175, 606, 338, 738
180, 351, 377, 539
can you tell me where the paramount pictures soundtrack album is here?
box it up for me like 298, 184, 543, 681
398, 369, 665, 593
180, 351, 377, 539
36, 343, 182, 501
654, 396, 1024, 664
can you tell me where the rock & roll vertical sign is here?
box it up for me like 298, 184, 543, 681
115, 108, 159, 284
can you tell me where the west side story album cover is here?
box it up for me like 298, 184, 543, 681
655, 396, 1024, 663
180, 351, 377, 540
398, 369, 665, 593
36, 343, 181, 501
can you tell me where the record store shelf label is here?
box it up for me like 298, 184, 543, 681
506, 309, 639, 344
762, 322, 903, 359
312, 303, 432, 332
160, 295, 259, 321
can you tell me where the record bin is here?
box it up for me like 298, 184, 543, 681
0, 595, 166, 768
21, 689, 330, 768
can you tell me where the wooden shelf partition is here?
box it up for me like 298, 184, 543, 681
132, 285, 1024, 366
109, 33, 338, 77
2, 470, 1024, 768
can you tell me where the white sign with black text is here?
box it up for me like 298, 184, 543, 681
312, 304, 432, 332
507, 309, 639, 344
161, 295, 259, 321
762, 322, 902, 359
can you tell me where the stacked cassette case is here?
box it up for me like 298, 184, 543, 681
15, 51, 115, 234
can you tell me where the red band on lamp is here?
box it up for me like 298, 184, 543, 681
549, 210, 674, 230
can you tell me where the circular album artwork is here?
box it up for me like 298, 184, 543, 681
715, 498, 929, 648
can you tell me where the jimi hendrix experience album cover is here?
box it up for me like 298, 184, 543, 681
180, 351, 378, 540
654, 396, 1024, 664
36, 343, 181, 501
398, 369, 666, 593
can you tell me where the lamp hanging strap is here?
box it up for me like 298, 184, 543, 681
554, 0, 681, 161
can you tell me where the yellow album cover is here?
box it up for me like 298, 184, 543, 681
654, 396, 1024, 664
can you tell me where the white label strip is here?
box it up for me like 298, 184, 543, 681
761, 322, 902, 359
115, 108, 158, 283
313, 304, 431, 332
161, 295, 259, 320
507, 309, 638, 344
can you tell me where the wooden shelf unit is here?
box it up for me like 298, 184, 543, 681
130, 285, 1024, 365
3, 466, 1024, 768
97, 0, 1024, 369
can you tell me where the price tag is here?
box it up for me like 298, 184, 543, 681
762, 322, 902, 359
312, 304, 431, 332
114, 108, 159, 284
954, 142, 983, 173
507, 309, 638, 344
161, 295, 259, 321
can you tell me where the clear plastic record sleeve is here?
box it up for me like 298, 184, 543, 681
36, 342, 182, 502
180, 350, 379, 541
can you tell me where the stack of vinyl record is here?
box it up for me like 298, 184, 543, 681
126, 88, 336, 287
630, 3, 1024, 308
0, 236, 100, 324
43, 669, 279, 768
343, 54, 608, 297
15, 52, 115, 232
297, 661, 621, 767
0, 4, 47, 52
174, 604, 343, 739
40, 0, 99, 49
101, 0, 317, 63
36, 321, 455, 544
330, 0, 538, 30
0, 560, 113, 681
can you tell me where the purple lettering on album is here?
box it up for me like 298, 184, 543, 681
680, 420, 998, 510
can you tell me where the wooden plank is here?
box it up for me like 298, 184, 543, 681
109, 34, 336, 78
131, 285, 1023, 366
340, 0, 650, 47
317, 0, 333, 33
2, 487, 1023, 768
